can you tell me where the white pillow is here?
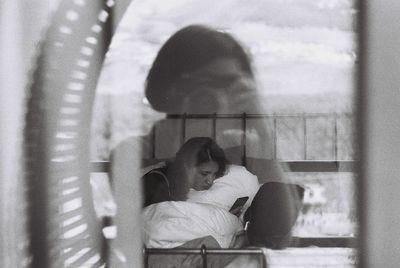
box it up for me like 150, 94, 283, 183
187, 165, 260, 213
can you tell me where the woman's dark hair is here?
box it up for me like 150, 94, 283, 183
145, 24, 254, 112
176, 137, 228, 178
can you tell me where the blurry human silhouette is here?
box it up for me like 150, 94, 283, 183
109, 25, 302, 267
244, 182, 304, 249
141, 24, 288, 183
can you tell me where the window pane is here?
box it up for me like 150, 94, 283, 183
92, 0, 358, 266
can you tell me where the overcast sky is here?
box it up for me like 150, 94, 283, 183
97, 0, 357, 98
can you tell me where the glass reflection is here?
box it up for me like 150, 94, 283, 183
91, 0, 358, 266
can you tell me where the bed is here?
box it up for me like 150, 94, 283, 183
140, 163, 302, 268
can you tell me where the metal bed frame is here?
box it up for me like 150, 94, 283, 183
93, 112, 357, 260
93, 112, 356, 267
144, 246, 267, 268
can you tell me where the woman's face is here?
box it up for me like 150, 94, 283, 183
177, 58, 258, 114
189, 161, 219, 191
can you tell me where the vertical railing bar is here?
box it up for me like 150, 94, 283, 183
181, 113, 187, 146
144, 248, 148, 268
212, 113, 217, 140
201, 245, 207, 268
260, 252, 267, 268
242, 113, 247, 166
151, 126, 156, 160
101, 233, 109, 268
273, 114, 277, 160
350, 113, 356, 160
303, 113, 307, 160
334, 113, 338, 160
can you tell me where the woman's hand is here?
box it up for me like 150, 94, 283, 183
230, 206, 243, 217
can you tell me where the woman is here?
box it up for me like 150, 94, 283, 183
142, 137, 229, 207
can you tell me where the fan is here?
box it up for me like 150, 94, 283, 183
24, 0, 132, 267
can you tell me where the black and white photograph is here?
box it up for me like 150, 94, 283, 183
1, 0, 399, 267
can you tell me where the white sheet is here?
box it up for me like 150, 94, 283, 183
142, 201, 242, 248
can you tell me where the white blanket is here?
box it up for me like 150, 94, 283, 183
142, 165, 260, 249
142, 201, 242, 248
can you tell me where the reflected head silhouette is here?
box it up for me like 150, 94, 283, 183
145, 24, 257, 114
